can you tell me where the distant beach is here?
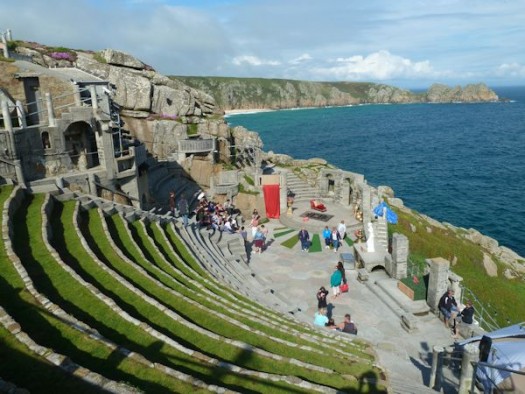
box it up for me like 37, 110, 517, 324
224, 109, 275, 117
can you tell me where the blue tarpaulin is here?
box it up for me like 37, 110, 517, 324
373, 202, 398, 224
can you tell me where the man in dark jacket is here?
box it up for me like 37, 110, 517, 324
439, 289, 458, 328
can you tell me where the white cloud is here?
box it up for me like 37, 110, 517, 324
289, 53, 312, 65
496, 63, 525, 78
232, 55, 281, 66
311, 50, 440, 81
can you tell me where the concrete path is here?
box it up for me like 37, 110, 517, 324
249, 218, 460, 393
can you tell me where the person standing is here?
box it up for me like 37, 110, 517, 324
298, 227, 310, 252
178, 194, 189, 227
322, 226, 332, 249
330, 265, 343, 298
331, 227, 341, 253
168, 190, 176, 216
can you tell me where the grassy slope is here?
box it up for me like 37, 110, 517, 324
390, 205, 525, 327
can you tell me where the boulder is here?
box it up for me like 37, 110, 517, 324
151, 84, 192, 116
101, 49, 146, 70
108, 67, 151, 111
482, 253, 498, 277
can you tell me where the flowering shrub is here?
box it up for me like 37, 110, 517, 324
49, 51, 76, 62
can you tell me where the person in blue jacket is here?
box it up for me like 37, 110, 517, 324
322, 226, 332, 249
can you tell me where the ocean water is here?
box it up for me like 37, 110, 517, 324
227, 86, 525, 258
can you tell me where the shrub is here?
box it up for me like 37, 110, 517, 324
92, 51, 107, 64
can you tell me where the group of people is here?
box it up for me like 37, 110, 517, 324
298, 219, 348, 253
194, 196, 239, 234
315, 285, 357, 334
313, 259, 357, 334
322, 220, 347, 252
438, 289, 475, 339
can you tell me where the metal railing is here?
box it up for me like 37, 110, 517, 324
472, 361, 525, 393
177, 139, 214, 153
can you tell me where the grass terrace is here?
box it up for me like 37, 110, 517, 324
0, 187, 386, 393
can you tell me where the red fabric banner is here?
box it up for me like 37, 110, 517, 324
263, 184, 280, 219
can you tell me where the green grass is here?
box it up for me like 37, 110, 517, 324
281, 233, 300, 249
345, 236, 355, 247
8, 193, 202, 392
309, 234, 322, 252
273, 228, 296, 238
390, 205, 525, 326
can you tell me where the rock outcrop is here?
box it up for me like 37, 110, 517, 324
175, 77, 500, 111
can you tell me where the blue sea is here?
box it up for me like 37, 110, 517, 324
227, 86, 525, 258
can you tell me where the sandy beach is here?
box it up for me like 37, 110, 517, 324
224, 108, 275, 116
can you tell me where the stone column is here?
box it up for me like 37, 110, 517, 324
6, 29, 12, 41
391, 233, 409, 279
459, 343, 480, 394
1, 33, 8, 58
74, 85, 82, 107
89, 85, 98, 112
15, 100, 26, 128
1, 99, 15, 155
45, 93, 56, 127
280, 170, 288, 215
429, 345, 444, 389
426, 257, 450, 313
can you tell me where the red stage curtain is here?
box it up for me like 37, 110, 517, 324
263, 184, 280, 219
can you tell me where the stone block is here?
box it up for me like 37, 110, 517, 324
357, 268, 369, 282
401, 314, 418, 332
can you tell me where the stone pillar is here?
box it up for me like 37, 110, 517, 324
459, 343, 480, 394
429, 345, 444, 390
89, 85, 98, 112
1, 33, 8, 58
6, 29, 12, 41
361, 183, 372, 224
45, 93, 56, 127
426, 257, 450, 313
366, 222, 375, 252
88, 173, 97, 196
280, 170, 288, 215
391, 233, 408, 279
1, 99, 15, 155
74, 85, 82, 107
15, 100, 26, 128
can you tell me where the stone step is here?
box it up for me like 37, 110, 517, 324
388, 376, 439, 394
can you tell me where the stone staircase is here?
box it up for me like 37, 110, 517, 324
374, 215, 389, 252
286, 171, 319, 201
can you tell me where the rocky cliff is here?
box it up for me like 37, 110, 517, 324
174, 76, 499, 111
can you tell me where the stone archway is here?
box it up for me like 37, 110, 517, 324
64, 121, 99, 169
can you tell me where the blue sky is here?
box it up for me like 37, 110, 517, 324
3, 0, 525, 88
